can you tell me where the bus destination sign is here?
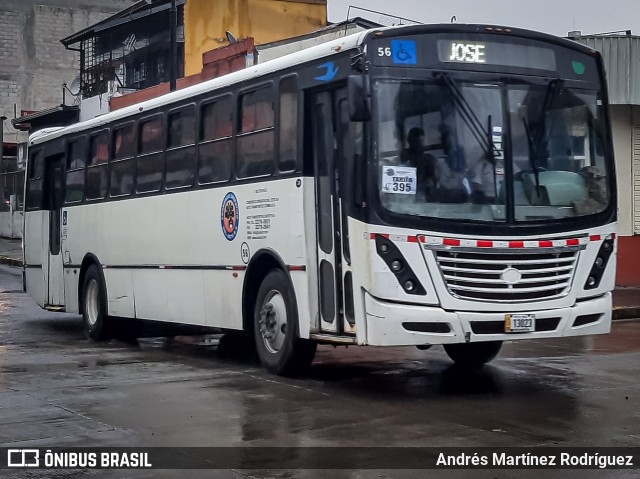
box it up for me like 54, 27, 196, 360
447, 42, 486, 63
438, 39, 557, 71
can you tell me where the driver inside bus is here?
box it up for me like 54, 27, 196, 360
433, 124, 470, 203
400, 127, 436, 198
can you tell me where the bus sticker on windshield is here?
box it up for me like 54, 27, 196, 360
221, 192, 240, 241
381, 166, 417, 195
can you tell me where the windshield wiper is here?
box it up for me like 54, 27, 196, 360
437, 73, 500, 162
520, 79, 564, 198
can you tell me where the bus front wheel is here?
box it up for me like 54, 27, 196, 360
443, 341, 502, 368
81, 264, 112, 341
253, 269, 316, 376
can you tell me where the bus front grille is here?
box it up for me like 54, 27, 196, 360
435, 250, 578, 302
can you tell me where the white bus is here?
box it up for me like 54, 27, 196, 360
23, 24, 617, 375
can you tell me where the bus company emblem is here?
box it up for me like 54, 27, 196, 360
315, 61, 339, 81
221, 192, 239, 241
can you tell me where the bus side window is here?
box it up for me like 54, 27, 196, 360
137, 116, 164, 193
26, 149, 44, 210
198, 97, 232, 184
86, 131, 109, 200
65, 137, 86, 204
110, 123, 136, 197
237, 86, 275, 178
166, 107, 196, 189
278, 76, 298, 173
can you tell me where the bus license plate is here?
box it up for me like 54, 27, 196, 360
505, 314, 535, 333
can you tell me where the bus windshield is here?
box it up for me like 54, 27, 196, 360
375, 76, 612, 223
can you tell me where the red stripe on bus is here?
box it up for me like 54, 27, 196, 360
407, 236, 419, 243
232, 266, 246, 271
611, 233, 616, 239
566, 239, 580, 246
509, 241, 524, 248
477, 240, 493, 248
289, 265, 306, 271
443, 238, 460, 246
590, 235, 601, 241
539, 240, 554, 247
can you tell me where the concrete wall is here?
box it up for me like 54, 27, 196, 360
608, 105, 640, 286
184, 0, 326, 76
0, 0, 136, 139
610, 105, 635, 236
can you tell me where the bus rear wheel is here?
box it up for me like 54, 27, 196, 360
82, 264, 112, 341
253, 269, 316, 376
443, 341, 502, 368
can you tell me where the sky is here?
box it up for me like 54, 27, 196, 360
327, 0, 640, 37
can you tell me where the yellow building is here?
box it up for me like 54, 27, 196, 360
184, 0, 327, 76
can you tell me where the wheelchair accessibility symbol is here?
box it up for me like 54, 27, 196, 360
391, 40, 417, 65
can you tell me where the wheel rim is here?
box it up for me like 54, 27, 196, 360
258, 290, 287, 354
85, 279, 99, 326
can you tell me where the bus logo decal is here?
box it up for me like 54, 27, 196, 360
221, 192, 239, 241
314, 61, 339, 81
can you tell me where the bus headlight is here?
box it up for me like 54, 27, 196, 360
584, 237, 615, 290
374, 234, 426, 296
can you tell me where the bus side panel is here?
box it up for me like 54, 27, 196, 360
63, 268, 80, 314
165, 270, 206, 326
132, 270, 169, 322
203, 271, 243, 330
291, 272, 311, 339
24, 211, 47, 308
301, 177, 319, 336
104, 269, 135, 318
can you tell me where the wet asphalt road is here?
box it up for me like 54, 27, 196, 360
0, 264, 639, 479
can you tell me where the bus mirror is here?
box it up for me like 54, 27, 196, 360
348, 75, 371, 122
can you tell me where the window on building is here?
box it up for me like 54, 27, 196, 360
237, 86, 275, 178
279, 76, 298, 172
166, 107, 196, 189
137, 116, 164, 193
199, 98, 232, 184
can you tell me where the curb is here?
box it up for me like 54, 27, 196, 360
613, 306, 640, 321
0, 256, 22, 268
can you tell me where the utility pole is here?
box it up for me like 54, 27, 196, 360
0, 116, 6, 170
169, 0, 177, 92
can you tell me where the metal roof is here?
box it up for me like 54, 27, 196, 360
60, 0, 185, 47
572, 34, 640, 105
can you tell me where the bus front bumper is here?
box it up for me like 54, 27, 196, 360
363, 292, 612, 347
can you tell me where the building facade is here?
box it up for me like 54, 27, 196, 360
0, 0, 137, 238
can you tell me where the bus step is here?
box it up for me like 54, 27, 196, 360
309, 333, 357, 344
44, 305, 66, 312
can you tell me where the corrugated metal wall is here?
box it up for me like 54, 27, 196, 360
575, 36, 640, 105
633, 126, 640, 234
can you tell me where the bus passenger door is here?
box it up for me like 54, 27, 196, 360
45, 155, 65, 307
310, 89, 350, 334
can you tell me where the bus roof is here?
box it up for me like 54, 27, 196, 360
30, 23, 597, 147
30, 28, 369, 146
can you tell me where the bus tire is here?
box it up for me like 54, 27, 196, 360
443, 341, 502, 368
81, 264, 112, 341
253, 269, 316, 376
